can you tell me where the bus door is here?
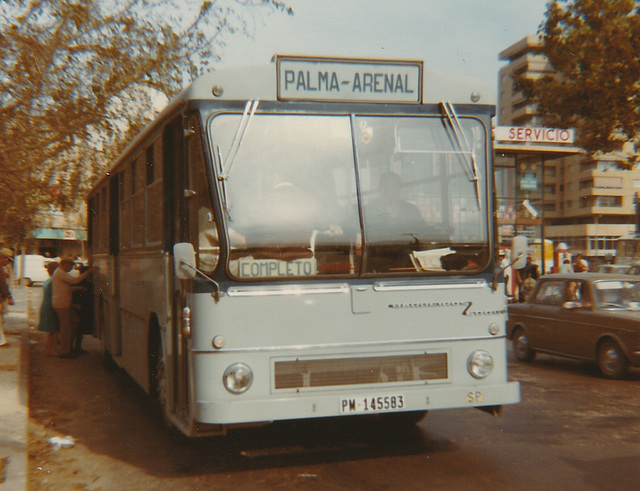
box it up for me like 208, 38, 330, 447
165, 113, 217, 425
108, 175, 122, 357
163, 116, 190, 423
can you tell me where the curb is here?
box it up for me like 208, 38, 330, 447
0, 291, 31, 490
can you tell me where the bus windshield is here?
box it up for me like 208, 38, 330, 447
209, 112, 489, 279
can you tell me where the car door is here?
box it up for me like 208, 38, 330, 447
550, 280, 596, 358
525, 279, 566, 351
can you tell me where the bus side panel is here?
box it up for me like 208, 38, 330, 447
92, 253, 118, 356
116, 251, 167, 392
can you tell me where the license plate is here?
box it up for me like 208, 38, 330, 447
340, 394, 405, 414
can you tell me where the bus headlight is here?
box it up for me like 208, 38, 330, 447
223, 363, 253, 394
467, 350, 494, 379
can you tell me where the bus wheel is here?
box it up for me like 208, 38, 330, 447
513, 327, 535, 362
150, 339, 171, 428
597, 340, 629, 379
101, 344, 117, 371
380, 410, 428, 426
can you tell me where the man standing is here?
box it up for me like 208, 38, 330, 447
52, 257, 93, 358
0, 248, 15, 348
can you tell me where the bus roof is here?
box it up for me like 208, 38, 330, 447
176, 55, 496, 107
90, 56, 495, 191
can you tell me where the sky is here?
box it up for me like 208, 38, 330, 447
217, 0, 550, 91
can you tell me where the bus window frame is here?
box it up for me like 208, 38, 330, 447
203, 104, 493, 282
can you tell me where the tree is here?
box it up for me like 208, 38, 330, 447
518, 0, 640, 168
0, 0, 292, 243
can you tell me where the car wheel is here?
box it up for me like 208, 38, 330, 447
597, 340, 629, 379
513, 327, 535, 362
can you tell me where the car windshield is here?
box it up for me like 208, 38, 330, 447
210, 112, 489, 279
593, 280, 640, 310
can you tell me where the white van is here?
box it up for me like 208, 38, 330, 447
14, 254, 49, 286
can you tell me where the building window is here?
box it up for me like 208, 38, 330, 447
596, 196, 622, 207
594, 176, 623, 189
580, 161, 597, 171
579, 178, 593, 190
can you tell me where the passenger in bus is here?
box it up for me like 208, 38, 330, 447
247, 169, 342, 259
365, 172, 426, 272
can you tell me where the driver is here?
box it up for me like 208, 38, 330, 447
366, 172, 424, 229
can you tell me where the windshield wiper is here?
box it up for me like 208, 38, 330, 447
217, 99, 259, 220
219, 98, 259, 179
440, 101, 481, 209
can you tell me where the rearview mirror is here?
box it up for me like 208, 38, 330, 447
511, 235, 528, 270
174, 242, 197, 280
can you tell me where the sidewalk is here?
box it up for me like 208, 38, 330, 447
1, 286, 36, 490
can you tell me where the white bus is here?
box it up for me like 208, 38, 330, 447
88, 55, 522, 437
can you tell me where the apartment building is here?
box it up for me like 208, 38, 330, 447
497, 35, 640, 266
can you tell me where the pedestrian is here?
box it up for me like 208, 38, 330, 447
0, 248, 15, 348
559, 258, 573, 273
38, 261, 59, 356
52, 257, 93, 358
573, 253, 589, 272
72, 265, 93, 355
517, 256, 537, 302
522, 270, 537, 301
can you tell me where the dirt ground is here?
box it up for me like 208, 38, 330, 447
27, 326, 640, 490
27, 331, 175, 490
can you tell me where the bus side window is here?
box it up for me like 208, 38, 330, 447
187, 115, 219, 273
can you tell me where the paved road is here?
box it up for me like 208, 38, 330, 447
23, 287, 640, 490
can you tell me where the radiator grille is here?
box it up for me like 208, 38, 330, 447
274, 353, 448, 390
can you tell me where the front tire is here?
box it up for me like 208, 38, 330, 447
101, 344, 117, 371
150, 337, 172, 428
513, 327, 536, 362
597, 340, 629, 379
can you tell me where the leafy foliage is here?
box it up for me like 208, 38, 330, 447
518, 0, 640, 168
0, 0, 292, 243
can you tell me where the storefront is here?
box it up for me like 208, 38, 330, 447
494, 125, 582, 274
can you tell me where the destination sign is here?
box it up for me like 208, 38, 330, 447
276, 55, 423, 103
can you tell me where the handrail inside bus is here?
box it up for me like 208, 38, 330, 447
440, 101, 481, 209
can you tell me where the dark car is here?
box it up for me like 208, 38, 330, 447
507, 273, 640, 379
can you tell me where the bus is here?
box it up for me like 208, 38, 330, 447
87, 55, 523, 437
